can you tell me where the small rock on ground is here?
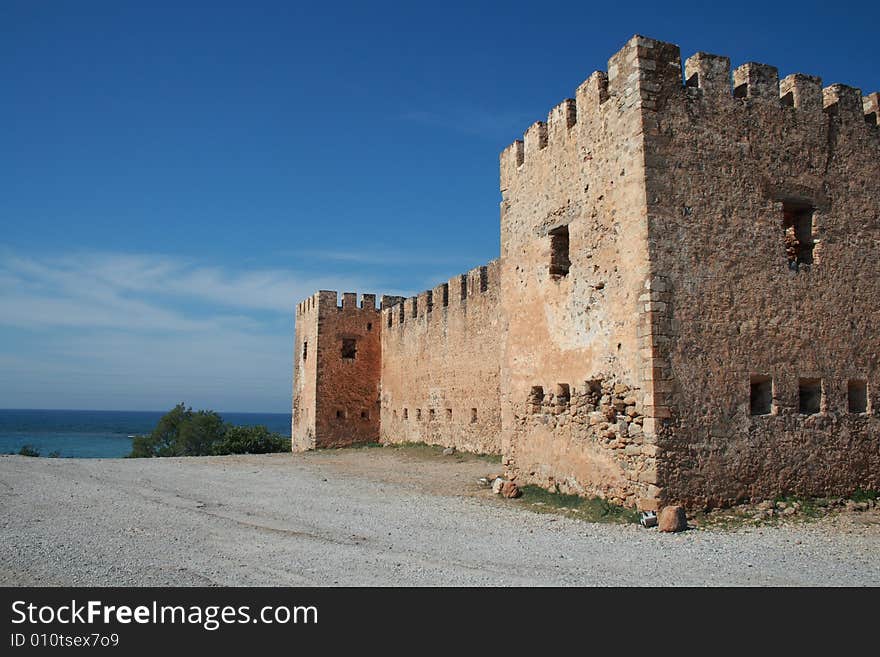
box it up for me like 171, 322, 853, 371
659, 505, 687, 532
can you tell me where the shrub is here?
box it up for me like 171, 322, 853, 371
213, 425, 290, 455
18, 445, 40, 457
129, 404, 289, 458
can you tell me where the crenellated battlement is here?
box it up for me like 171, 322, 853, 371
295, 261, 500, 330
381, 260, 500, 330
295, 290, 384, 319
500, 35, 879, 192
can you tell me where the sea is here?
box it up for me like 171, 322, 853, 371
0, 409, 292, 459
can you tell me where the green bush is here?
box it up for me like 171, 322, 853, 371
213, 424, 290, 455
18, 445, 40, 457
129, 403, 289, 458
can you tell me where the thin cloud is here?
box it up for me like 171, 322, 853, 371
0, 248, 372, 331
0, 247, 377, 411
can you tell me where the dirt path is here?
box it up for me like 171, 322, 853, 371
1, 448, 878, 586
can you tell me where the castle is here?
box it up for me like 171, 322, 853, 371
292, 35, 880, 510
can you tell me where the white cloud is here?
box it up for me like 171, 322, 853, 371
0, 248, 378, 411
0, 248, 369, 331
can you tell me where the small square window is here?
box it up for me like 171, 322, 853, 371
336, 409, 346, 420
750, 376, 772, 415
556, 383, 570, 407
341, 338, 357, 359
799, 378, 822, 415
529, 386, 544, 412
361, 410, 369, 420
848, 380, 868, 414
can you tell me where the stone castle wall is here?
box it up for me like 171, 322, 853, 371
497, 37, 673, 508
292, 294, 319, 449
639, 45, 880, 507
379, 261, 503, 455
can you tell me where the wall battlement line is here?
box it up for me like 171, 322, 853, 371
381, 260, 499, 330
500, 36, 880, 189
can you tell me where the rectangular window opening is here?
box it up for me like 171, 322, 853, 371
549, 225, 571, 278
529, 385, 544, 412
556, 383, 571, 407
416, 409, 422, 420
336, 409, 347, 420
367, 322, 372, 332
446, 408, 452, 421
750, 375, 772, 416
429, 408, 435, 421
302, 340, 308, 361
799, 378, 822, 415
470, 408, 477, 424
403, 408, 408, 420
361, 410, 369, 420
341, 338, 357, 359
782, 201, 815, 271
848, 380, 868, 413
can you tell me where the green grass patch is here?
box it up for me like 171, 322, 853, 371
516, 484, 640, 524
345, 441, 384, 449
381, 441, 445, 456
851, 488, 879, 503
771, 495, 823, 519
381, 441, 502, 464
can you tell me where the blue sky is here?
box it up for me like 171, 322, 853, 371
1, 1, 877, 412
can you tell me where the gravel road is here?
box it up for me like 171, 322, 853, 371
1, 450, 878, 586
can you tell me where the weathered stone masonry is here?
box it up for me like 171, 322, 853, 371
380, 261, 502, 455
293, 35, 879, 510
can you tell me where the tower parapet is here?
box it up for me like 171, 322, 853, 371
501, 35, 879, 198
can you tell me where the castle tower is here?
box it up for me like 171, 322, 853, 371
292, 291, 383, 450
498, 34, 879, 509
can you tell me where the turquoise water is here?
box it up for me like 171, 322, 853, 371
0, 409, 291, 458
